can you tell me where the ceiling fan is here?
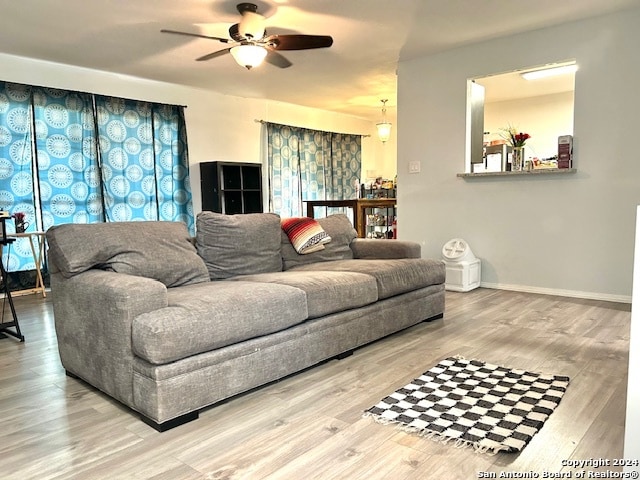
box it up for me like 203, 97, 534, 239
161, 2, 333, 70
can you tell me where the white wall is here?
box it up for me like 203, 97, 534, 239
624, 206, 640, 464
484, 91, 575, 160
397, 7, 640, 302
0, 53, 382, 214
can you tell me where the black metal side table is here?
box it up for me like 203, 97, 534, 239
0, 218, 24, 342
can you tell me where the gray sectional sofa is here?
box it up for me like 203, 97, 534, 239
46, 212, 445, 431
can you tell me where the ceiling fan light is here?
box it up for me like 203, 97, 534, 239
230, 45, 268, 69
238, 11, 266, 40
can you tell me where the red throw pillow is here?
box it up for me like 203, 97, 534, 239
281, 217, 332, 254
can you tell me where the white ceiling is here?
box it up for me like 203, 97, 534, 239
475, 65, 576, 104
1, 0, 639, 121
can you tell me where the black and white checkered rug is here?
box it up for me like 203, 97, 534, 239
364, 356, 570, 454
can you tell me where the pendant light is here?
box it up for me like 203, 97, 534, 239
376, 99, 392, 143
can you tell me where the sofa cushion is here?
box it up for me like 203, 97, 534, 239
132, 281, 308, 364
228, 270, 378, 318
196, 212, 282, 280
282, 214, 357, 270
281, 217, 331, 254
46, 221, 210, 288
350, 238, 422, 259
289, 258, 446, 300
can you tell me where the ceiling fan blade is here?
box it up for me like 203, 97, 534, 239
265, 34, 333, 51
264, 50, 292, 68
161, 29, 230, 43
196, 48, 232, 62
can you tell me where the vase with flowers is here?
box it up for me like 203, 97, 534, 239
12, 212, 28, 233
501, 125, 531, 171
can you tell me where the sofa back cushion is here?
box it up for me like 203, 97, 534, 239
46, 221, 210, 287
282, 214, 357, 270
196, 211, 283, 279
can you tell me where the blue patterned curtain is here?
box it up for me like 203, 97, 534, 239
32, 87, 102, 230
267, 122, 361, 218
152, 104, 192, 228
326, 132, 362, 200
95, 96, 193, 231
0, 83, 35, 271
1, 82, 193, 272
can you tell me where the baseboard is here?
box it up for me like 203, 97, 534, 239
480, 282, 632, 304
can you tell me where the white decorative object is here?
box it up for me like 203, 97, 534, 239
441, 238, 481, 292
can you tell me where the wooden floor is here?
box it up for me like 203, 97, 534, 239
0, 289, 631, 480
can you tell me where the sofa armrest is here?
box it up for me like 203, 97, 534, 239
350, 238, 421, 259
50, 269, 168, 409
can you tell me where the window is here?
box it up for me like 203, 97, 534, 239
466, 61, 576, 173
0, 82, 193, 271
265, 122, 362, 218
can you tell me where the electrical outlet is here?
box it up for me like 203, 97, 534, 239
409, 161, 421, 173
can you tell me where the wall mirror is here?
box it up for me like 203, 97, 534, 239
466, 60, 576, 173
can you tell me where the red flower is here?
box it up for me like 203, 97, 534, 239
513, 133, 531, 146
501, 125, 531, 147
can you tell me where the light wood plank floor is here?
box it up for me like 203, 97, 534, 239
0, 289, 631, 480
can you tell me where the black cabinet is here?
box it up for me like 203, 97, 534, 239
200, 162, 263, 214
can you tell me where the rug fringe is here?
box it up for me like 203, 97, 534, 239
362, 412, 509, 456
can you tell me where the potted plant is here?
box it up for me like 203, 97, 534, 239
501, 125, 531, 171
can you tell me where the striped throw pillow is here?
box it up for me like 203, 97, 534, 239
281, 217, 332, 254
